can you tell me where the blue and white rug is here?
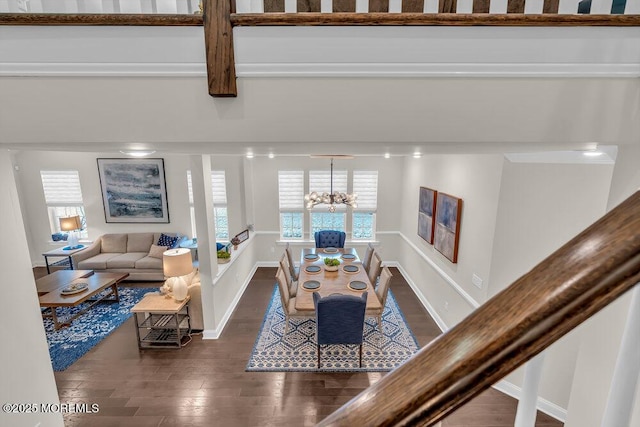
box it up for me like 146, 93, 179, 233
246, 286, 420, 372
44, 286, 156, 371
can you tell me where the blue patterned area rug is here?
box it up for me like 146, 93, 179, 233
44, 287, 156, 371
246, 286, 420, 372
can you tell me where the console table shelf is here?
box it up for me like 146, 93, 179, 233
131, 294, 191, 350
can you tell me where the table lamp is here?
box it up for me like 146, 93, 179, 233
163, 248, 193, 302
59, 215, 83, 250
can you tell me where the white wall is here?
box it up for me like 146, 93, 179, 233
0, 150, 63, 427
398, 153, 505, 325
489, 160, 614, 411
565, 142, 640, 427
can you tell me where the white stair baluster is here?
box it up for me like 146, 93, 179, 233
456, 0, 473, 13
284, 0, 296, 12
626, 0, 640, 13
388, 0, 402, 12
601, 286, 640, 427
590, 0, 613, 13
514, 353, 546, 427
524, 0, 544, 14
320, 0, 332, 13
423, 0, 438, 13
558, 0, 582, 13
355, 0, 368, 12
236, 0, 251, 13
250, 0, 264, 12
489, 0, 508, 13
118, 0, 142, 13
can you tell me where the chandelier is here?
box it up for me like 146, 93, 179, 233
305, 157, 357, 212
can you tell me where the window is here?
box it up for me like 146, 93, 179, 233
40, 170, 87, 238
187, 170, 229, 240
309, 169, 347, 235
352, 171, 378, 240
278, 171, 304, 239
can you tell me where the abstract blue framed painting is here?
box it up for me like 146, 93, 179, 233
418, 187, 437, 244
97, 158, 169, 223
434, 192, 462, 263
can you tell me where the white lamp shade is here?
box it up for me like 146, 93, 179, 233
59, 215, 81, 231
163, 248, 193, 277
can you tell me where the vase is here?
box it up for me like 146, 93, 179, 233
324, 265, 339, 272
218, 258, 230, 264
172, 276, 188, 302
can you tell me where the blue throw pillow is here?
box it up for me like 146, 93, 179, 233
158, 233, 179, 248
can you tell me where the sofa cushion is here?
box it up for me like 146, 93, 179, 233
77, 253, 121, 270
135, 256, 163, 270
157, 233, 179, 248
101, 234, 127, 253
148, 244, 169, 259
127, 233, 154, 253
107, 252, 147, 269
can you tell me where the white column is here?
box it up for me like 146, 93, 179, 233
190, 155, 218, 331
601, 285, 640, 427
514, 352, 546, 427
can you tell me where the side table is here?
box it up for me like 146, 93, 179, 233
42, 246, 87, 274
131, 294, 191, 350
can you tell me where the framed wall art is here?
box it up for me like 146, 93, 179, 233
417, 187, 437, 244
434, 192, 462, 263
97, 158, 169, 223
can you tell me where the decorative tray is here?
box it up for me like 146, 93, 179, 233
342, 265, 360, 274
341, 253, 356, 261
304, 253, 319, 261
302, 280, 321, 291
348, 281, 367, 291
61, 282, 89, 295
305, 265, 322, 274
323, 247, 339, 254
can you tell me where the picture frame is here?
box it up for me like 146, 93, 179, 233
417, 187, 437, 244
233, 229, 250, 244
434, 192, 463, 263
97, 158, 169, 223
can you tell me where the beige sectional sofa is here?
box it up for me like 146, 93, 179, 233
71, 232, 182, 281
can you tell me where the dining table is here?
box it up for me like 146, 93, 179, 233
295, 247, 382, 312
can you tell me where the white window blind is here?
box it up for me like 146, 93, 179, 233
40, 171, 83, 205
278, 171, 304, 210
211, 170, 227, 205
187, 170, 227, 205
352, 171, 378, 211
309, 169, 347, 210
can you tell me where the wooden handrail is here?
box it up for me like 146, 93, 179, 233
232, 12, 640, 26
0, 13, 203, 26
318, 191, 640, 426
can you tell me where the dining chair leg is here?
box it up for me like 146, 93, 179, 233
317, 344, 321, 369
359, 344, 362, 368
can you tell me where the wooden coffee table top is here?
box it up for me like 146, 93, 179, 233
39, 272, 129, 307
35, 270, 94, 296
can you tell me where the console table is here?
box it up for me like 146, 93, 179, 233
131, 294, 191, 350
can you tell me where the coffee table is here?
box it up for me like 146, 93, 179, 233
35, 270, 94, 296
39, 272, 129, 329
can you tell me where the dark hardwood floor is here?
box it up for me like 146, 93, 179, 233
37, 266, 563, 426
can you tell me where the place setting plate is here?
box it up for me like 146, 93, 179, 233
341, 253, 356, 261
342, 264, 360, 274
348, 280, 367, 291
302, 280, 321, 291
304, 253, 319, 261
323, 247, 339, 254
305, 265, 322, 274
61, 282, 89, 295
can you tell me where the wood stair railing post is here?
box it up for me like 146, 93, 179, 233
204, 0, 238, 97
317, 191, 640, 426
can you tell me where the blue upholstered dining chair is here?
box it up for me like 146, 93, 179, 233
314, 230, 346, 248
313, 291, 367, 368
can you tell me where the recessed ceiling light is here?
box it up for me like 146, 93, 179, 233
413, 152, 422, 159
384, 153, 390, 159
119, 150, 156, 157
246, 152, 254, 159
583, 151, 603, 157
268, 153, 275, 159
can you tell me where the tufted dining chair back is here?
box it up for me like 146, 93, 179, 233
314, 230, 346, 248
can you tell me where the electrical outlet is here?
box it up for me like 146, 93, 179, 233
472, 274, 483, 289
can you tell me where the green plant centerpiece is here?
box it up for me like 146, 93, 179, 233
217, 249, 231, 263
323, 257, 341, 271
